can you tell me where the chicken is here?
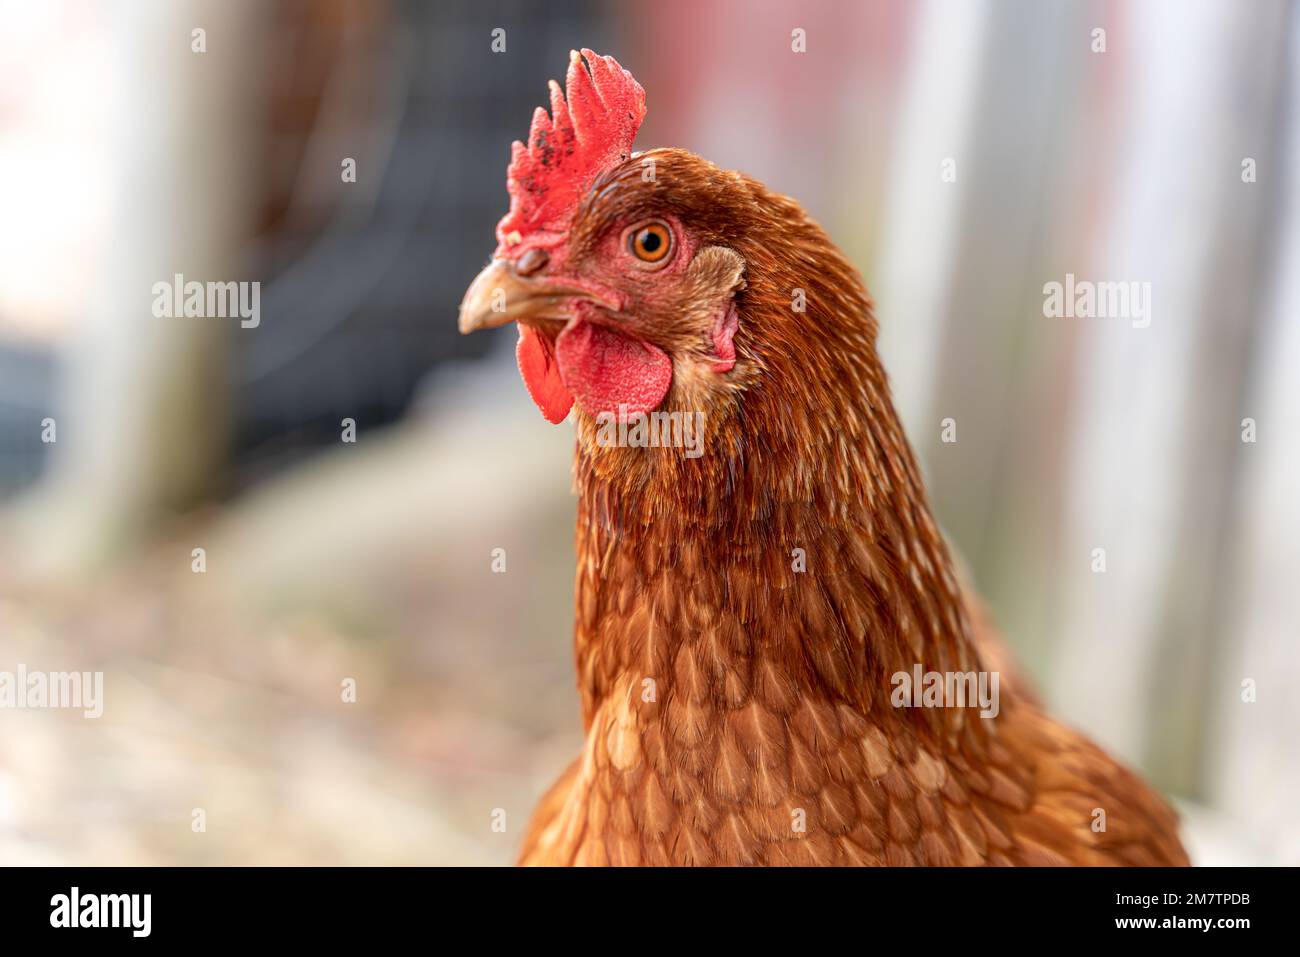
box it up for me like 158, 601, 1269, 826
458, 50, 1189, 867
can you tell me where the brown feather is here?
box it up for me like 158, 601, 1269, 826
516, 148, 1189, 867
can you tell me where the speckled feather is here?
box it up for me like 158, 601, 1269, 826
513, 146, 1188, 867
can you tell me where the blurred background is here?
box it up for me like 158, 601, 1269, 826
0, 0, 1296, 865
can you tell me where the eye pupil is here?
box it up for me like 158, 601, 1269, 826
629, 222, 672, 264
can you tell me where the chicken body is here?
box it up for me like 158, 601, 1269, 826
517, 156, 1184, 867
516, 419, 1187, 865
459, 52, 1189, 867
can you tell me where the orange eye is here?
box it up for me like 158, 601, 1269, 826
627, 221, 673, 266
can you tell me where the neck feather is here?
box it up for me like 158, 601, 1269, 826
569, 294, 981, 736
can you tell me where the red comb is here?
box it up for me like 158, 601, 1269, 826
495, 49, 646, 253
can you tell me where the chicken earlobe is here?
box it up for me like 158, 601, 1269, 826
682, 245, 746, 374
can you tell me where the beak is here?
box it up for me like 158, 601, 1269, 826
458, 258, 584, 335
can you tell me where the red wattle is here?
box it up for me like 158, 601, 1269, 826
555, 320, 672, 418
516, 324, 574, 423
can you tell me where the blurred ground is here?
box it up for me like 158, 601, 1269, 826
0, 355, 585, 865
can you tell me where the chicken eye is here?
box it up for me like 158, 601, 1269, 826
627, 221, 673, 266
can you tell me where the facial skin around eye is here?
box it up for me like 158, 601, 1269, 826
624, 220, 674, 268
